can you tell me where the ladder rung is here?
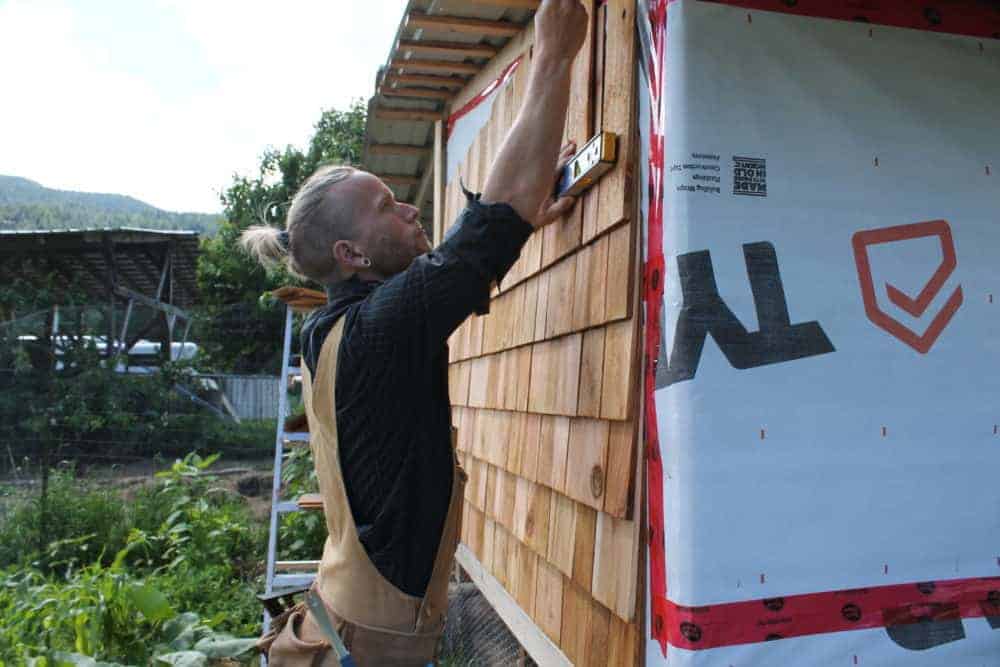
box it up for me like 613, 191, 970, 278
275, 560, 320, 572
272, 573, 315, 590
297, 493, 324, 511
276, 494, 324, 513
282, 432, 310, 443
287, 365, 301, 376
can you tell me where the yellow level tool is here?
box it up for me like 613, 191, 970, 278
556, 131, 618, 197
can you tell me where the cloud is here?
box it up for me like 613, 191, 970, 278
0, 0, 405, 213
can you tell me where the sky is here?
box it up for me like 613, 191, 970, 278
0, 0, 406, 213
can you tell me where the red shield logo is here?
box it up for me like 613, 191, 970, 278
852, 220, 963, 354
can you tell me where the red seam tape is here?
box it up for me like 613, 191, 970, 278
446, 56, 523, 139
700, 0, 1000, 39
642, 0, 670, 656
662, 576, 1000, 650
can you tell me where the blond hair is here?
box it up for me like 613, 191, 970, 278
240, 165, 357, 282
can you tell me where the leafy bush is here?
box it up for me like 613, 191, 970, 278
0, 465, 130, 573
0, 563, 259, 666
0, 555, 171, 664
159, 417, 275, 461
0, 455, 267, 575
276, 446, 325, 561
0, 454, 267, 665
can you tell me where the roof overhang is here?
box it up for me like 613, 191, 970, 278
362, 0, 538, 230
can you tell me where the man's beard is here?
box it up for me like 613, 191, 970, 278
370, 238, 419, 278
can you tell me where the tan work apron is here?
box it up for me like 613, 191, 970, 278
262, 317, 466, 666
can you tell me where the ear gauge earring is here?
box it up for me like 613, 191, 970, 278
362, 257, 372, 268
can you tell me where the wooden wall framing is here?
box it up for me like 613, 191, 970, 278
441, 2, 643, 664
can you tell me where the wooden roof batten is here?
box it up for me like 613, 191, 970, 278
389, 59, 481, 75
373, 108, 444, 122
463, 0, 540, 8
382, 87, 454, 101
387, 73, 467, 89
406, 11, 523, 38
396, 39, 498, 59
368, 143, 431, 157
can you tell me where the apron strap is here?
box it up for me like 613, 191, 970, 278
306, 588, 356, 666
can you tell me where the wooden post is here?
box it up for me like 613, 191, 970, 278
39, 303, 60, 552
103, 235, 117, 358
119, 299, 134, 358
39, 435, 50, 553
161, 243, 174, 364
433, 119, 446, 244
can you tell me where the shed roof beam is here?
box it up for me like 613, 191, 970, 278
113, 285, 190, 322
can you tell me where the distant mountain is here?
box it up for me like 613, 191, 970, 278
0, 175, 221, 235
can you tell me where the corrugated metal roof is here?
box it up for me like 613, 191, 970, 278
0, 227, 198, 238
0, 228, 200, 308
362, 0, 537, 228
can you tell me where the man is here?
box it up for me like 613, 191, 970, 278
248, 1, 587, 663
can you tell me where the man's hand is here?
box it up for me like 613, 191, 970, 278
534, 141, 578, 227
534, 0, 588, 68
482, 0, 588, 228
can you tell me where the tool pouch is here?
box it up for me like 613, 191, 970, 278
257, 602, 334, 666
340, 623, 440, 666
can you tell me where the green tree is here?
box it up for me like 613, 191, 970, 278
195, 100, 366, 373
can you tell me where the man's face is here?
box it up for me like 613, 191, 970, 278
335, 171, 430, 277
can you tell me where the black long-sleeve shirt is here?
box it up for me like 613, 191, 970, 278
300, 191, 532, 597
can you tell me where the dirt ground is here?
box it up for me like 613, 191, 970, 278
0, 456, 277, 520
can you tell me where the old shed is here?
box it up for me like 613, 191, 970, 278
0, 228, 199, 356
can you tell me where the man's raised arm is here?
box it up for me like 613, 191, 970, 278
349, 1, 589, 350
482, 0, 588, 227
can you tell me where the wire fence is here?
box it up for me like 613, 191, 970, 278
0, 300, 285, 474
443, 576, 535, 667
0, 364, 278, 477
1, 298, 293, 375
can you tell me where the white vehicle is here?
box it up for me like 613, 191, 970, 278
16, 335, 198, 374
